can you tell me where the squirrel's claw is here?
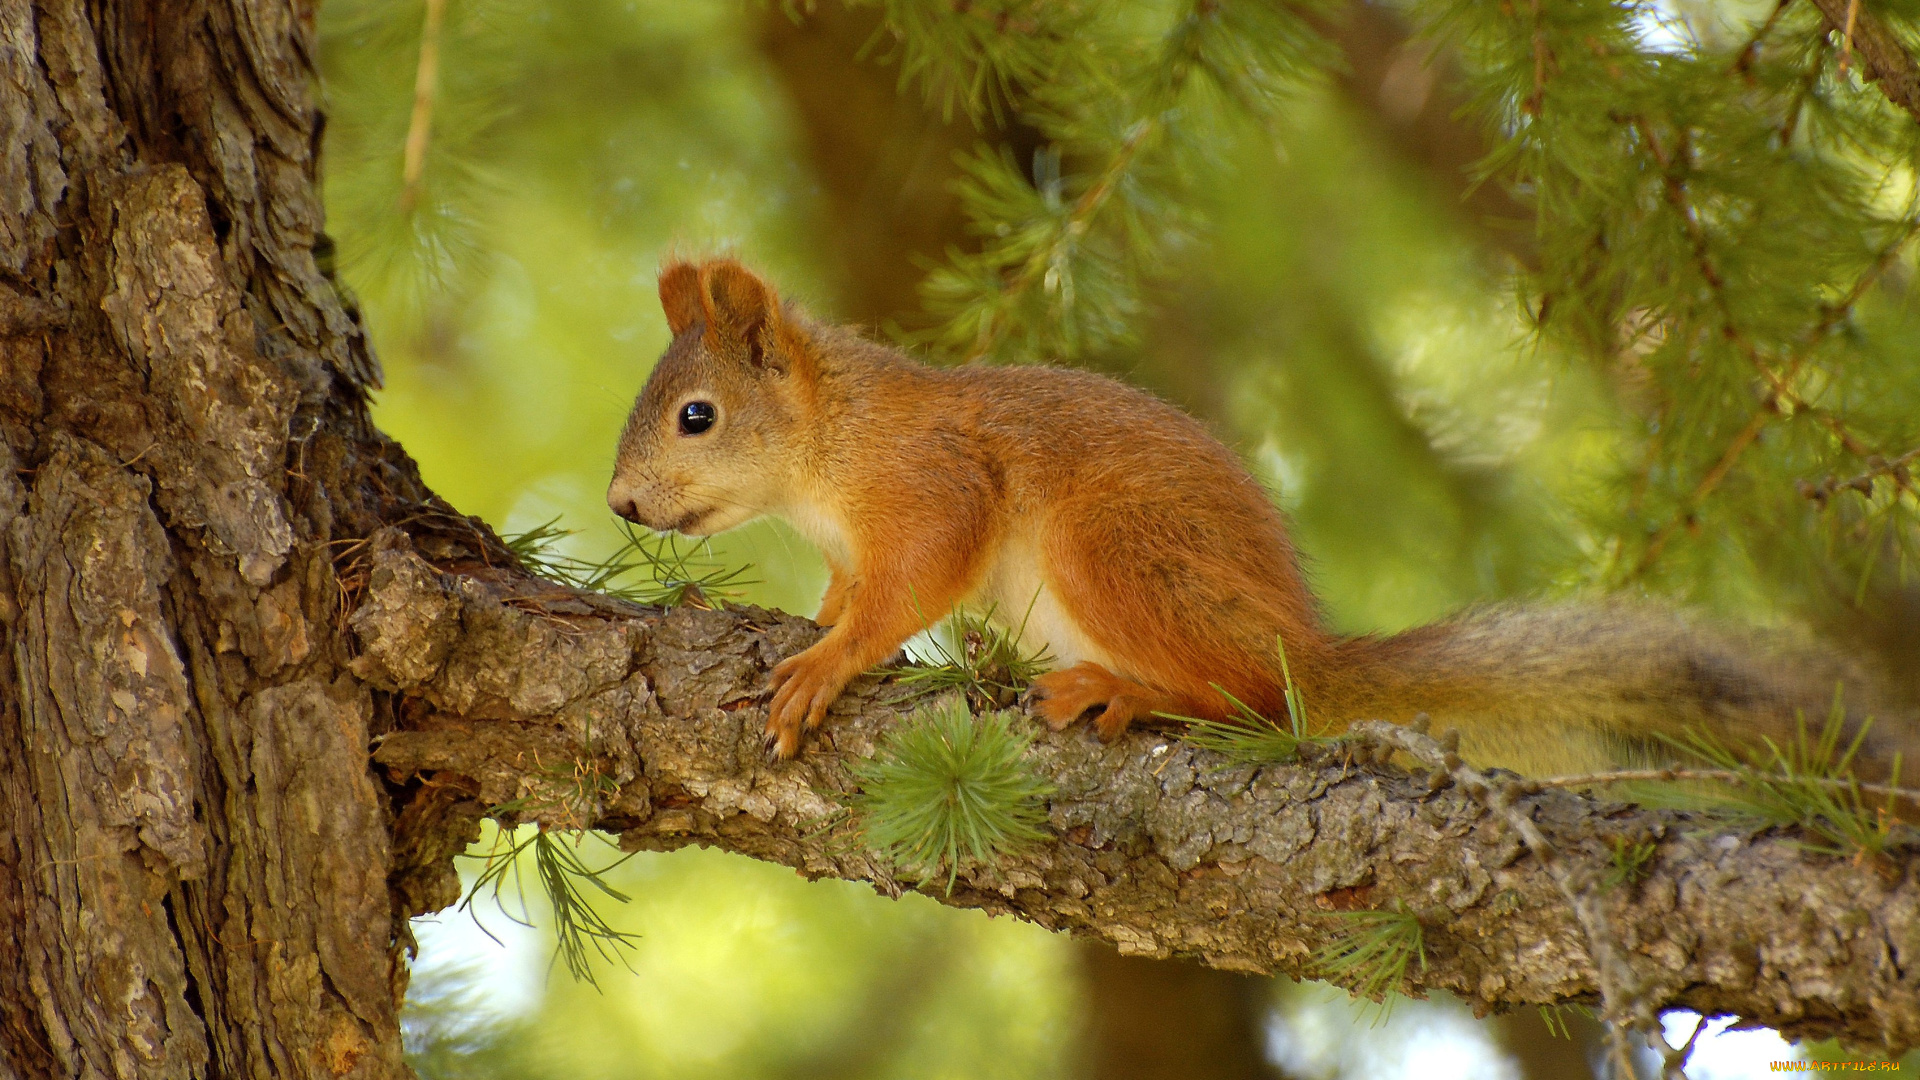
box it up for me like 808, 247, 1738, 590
765, 644, 850, 759
762, 726, 792, 762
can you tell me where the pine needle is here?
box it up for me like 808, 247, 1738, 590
1312, 902, 1427, 1019
1652, 690, 1907, 861
458, 825, 641, 989
1171, 635, 1339, 765
503, 516, 754, 609
851, 697, 1054, 893
894, 601, 1054, 710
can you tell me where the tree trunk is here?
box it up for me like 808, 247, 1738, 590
2, 1, 438, 1075
5, 5, 1920, 1080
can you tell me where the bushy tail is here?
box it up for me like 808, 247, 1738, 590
1324, 604, 1919, 780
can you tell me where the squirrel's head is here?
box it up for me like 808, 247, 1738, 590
607, 259, 817, 535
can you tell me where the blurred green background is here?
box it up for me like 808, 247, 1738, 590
317, 0, 1919, 1076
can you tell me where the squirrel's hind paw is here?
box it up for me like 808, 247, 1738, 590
1028, 662, 1167, 741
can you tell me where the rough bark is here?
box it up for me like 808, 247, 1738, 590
348, 539, 1920, 1057
0, 1, 462, 1076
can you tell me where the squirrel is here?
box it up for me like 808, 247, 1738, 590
607, 257, 1918, 779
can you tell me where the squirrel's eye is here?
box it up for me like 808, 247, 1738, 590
678, 401, 717, 435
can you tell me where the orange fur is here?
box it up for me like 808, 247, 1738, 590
609, 261, 1918, 775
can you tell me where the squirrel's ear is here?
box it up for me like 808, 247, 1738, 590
658, 262, 702, 336
699, 260, 779, 342
698, 261, 803, 375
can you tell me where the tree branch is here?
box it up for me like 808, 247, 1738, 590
347, 534, 1920, 1055
1807, 0, 1920, 123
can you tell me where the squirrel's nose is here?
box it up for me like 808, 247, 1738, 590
607, 489, 642, 523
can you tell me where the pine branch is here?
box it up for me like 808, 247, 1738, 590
1350, 719, 1683, 1079
1800, 445, 1920, 507
1733, 0, 1797, 78
1622, 128, 1918, 577
915, 0, 1325, 363
957, 117, 1161, 364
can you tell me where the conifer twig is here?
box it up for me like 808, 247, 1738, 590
1631, 407, 1775, 575
400, 0, 447, 213
933, 0, 1301, 364
1526, 767, 1920, 803
1624, 140, 1917, 576
962, 116, 1162, 363
1799, 446, 1920, 507
1631, 117, 1902, 452
1732, 0, 1796, 78
1838, 0, 1861, 76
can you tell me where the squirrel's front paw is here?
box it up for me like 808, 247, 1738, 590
765, 646, 852, 758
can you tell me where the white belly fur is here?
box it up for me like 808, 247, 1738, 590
779, 493, 853, 568
779, 494, 1105, 673
967, 528, 1111, 672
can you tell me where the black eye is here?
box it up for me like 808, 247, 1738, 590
678, 401, 717, 435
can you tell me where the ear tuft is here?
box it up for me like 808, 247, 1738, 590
659, 262, 702, 336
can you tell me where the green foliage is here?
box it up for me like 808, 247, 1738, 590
1421, 0, 1920, 602
461, 827, 641, 988
1312, 902, 1427, 1013
844, 0, 1089, 123
1658, 694, 1907, 860
1537, 1003, 1582, 1040
1176, 689, 1319, 766
851, 697, 1055, 892
913, 0, 1331, 363
894, 603, 1055, 710
502, 517, 754, 609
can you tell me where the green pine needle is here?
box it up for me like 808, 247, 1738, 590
1602, 835, 1658, 891
1537, 1003, 1595, 1040
894, 602, 1055, 710
911, 0, 1326, 365
1652, 689, 1906, 861
1312, 902, 1427, 1017
458, 826, 641, 989
502, 516, 755, 609
851, 697, 1055, 893
1176, 691, 1316, 765
1172, 635, 1338, 765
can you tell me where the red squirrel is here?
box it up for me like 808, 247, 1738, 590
608, 258, 1916, 777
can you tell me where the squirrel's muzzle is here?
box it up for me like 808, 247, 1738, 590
606, 479, 657, 527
